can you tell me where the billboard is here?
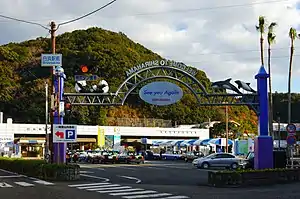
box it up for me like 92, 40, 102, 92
139, 81, 183, 106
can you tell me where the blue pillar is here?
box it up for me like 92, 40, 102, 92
53, 67, 66, 164
254, 66, 273, 169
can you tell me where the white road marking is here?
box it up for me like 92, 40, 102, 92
33, 180, 54, 185
80, 171, 94, 174
68, 182, 110, 187
110, 190, 157, 196
0, 175, 24, 179
0, 182, 13, 188
123, 193, 172, 199
0, 169, 20, 175
80, 174, 110, 182
157, 196, 190, 199
78, 184, 119, 189
98, 188, 144, 193
88, 186, 132, 191
14, 182, 35, 187
118, 175, 142, 184
97, 168, 106, 171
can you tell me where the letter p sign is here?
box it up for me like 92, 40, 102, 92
65, 130, 76, 140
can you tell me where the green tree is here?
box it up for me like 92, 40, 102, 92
267, 22, 277, 136
256, 16, 266, 66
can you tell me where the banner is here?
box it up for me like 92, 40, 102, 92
97, 127, 105, 147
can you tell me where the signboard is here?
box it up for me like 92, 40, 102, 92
286, 123, 296, 136
139, 81, 183, 106
41, 54, 62, 67
75, 75, 99, 81
0, 135, 14, 143
53, 125, 77, 143
286, 135, 296, 145
125, 59, 197, 77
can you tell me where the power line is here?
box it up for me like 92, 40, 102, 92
57, 0, 117, 28
0, 14, 50, 30
124, 0, 289, 16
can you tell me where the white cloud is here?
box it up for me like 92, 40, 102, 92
0, 0, 300, 92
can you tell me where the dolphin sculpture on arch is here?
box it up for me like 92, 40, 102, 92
211, 78, 242, 94
234, 80, 256, 93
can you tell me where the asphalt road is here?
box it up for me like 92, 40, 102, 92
2, 161, 300, 199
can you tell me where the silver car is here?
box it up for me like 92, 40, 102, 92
192, 153, 242, 169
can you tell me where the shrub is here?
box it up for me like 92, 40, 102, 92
0, 157, 80, 181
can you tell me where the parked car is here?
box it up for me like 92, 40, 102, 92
117, 151, 144, 164
101, 151, 119, 164
144, 151, 160, 160
193, 153, 243, 169
241, 152, 254, 169
183, 151, 204, 162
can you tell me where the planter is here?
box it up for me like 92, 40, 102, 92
207, 169, 300, 188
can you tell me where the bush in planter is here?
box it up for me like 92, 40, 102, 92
0, 157, 80, 181
208, 168, 300, 187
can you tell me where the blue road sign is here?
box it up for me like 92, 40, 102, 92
75, 75, 99, 81
66, 130, 76, 140
53, 125, 77, 143
41, 54, 62, 67
287, 135, 296, 145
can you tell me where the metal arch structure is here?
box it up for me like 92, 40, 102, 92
64, 60, 259, 114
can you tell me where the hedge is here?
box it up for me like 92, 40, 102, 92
208, 168, 300, 187
0, 157, 80, 181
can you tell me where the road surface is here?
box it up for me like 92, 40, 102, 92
1, 161, 300, 199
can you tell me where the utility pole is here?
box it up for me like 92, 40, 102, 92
50, 21, 56, 163
225, 105, 229, 153
45, 82, 49, 160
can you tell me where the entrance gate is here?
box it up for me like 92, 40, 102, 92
57, 59, 272, 169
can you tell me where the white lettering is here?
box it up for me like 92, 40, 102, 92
126, 59, 198, 77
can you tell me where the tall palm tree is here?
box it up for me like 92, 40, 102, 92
287, 28, 298, 123
267, 22, 277, 137
256, 16, 266, 66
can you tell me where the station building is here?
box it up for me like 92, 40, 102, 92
0, 118, 209, 157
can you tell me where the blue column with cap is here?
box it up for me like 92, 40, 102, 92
53, 66, 66, 164
254, 66, 273, 169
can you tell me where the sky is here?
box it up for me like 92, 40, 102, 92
0, 0, 300, 93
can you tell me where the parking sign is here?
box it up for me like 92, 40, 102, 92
53, 125, 77, 143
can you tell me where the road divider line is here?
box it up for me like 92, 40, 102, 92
68, 182, 110, 187
80, 171, 94, 174
80, 174, 110, 182
0, 175, 24, 178
0, 182, 13, 188
158, 196, 190, 199
33, 180, 54, 185
117, 175, 142, 184
123, 193, 172, 199
98, 188, 143, 193
15, 182, 35, 187
88, 186, 131, 191
110, 190, 157, 196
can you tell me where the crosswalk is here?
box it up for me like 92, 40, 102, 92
68, 182, 189, 199
0, 180, 54, 188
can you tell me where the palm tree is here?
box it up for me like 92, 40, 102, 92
267, 22, 277, 136
287, 28, 298, 123
256, 16, 266, 66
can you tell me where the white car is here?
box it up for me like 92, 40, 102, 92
192, 153, 243, 169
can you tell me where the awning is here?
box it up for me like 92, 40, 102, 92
170, 140, 184, 146
209, 138, 233, 146
193, 139, 211, 146
18, 137, 45, 144
180, 139, 197, 147
77, 138, 96, 143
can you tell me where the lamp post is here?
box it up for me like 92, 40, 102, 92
45, 82, 49, 160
